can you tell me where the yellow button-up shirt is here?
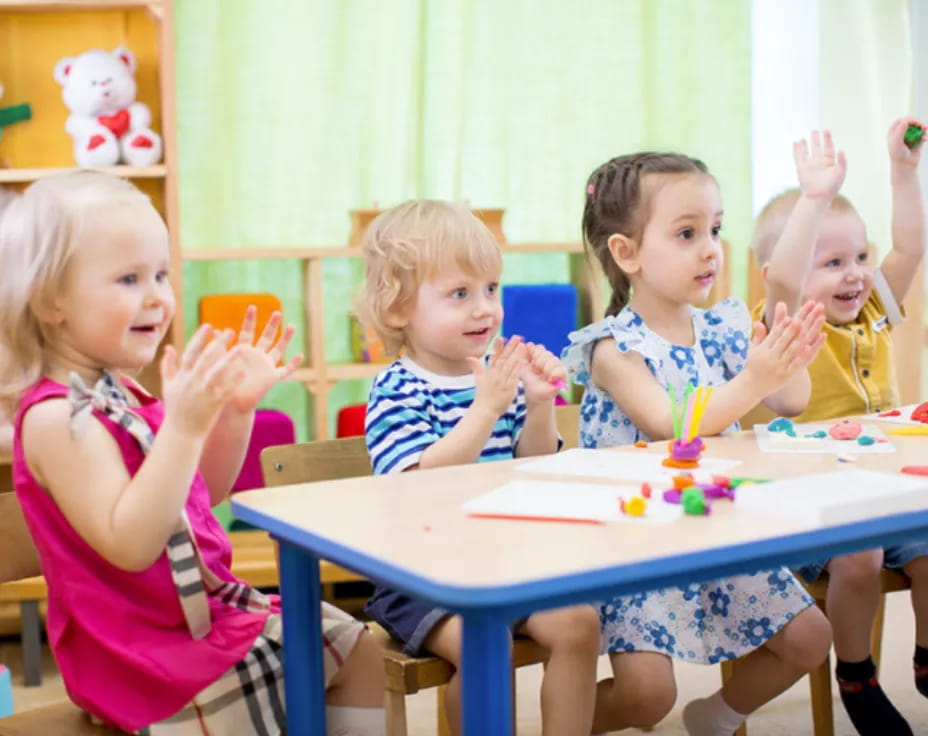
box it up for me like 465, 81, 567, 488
752, 280, 901, 423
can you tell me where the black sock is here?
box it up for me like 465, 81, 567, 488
836, 657, 912, 736
914, 645, 928, 697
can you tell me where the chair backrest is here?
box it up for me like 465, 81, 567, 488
260, 436, 372, 487
0, 491, 41, 583
554, 403, 580, 450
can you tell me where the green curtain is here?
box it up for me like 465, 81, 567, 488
174, 0, 752, 440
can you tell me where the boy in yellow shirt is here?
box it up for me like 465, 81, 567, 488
753, 119, 926, 736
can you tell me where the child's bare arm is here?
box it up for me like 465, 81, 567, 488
764, 131, 847, 324
514, 342, 563, 457
591, 303, 824, 439
880, 117, 926, 306
23, 327, 242, 571
759, 301, 825, 415
198, 309, 301, 505
416, 336, 523, 469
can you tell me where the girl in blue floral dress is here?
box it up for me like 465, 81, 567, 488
562, 152, 832, 736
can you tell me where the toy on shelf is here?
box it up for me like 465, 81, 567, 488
350, 313, 388, 363
662, 384, 712, 468
53, 47, 163, 167
904, 123, 925, 149
0, 82, 31, 142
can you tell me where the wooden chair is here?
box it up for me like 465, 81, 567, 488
0, 491, 120, 734
259, 437, 549, 736
554, 403, 580, 450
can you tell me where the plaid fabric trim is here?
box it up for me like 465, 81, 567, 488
129, 609, 364, 735
67, 372, 271, 640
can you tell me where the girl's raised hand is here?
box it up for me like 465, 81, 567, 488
794, 130, 847, 200
519, 341, 567, 406
888, 116, 926, 167
159, 323, 243, 437
468, 335, 524, 418
226, 307, 303, 413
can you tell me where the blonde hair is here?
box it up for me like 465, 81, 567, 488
752, 188, 860, 265
0, 171, 151, 409
355, 200, 502, 356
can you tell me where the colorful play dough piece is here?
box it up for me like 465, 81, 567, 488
911, 401, 928, 424
804, 430, 827, 439
904, 123, 925, 149
901, 466, 928, 476
623, 496, 647, 517
681, 486, 708, 515
829, 420, 862, 440
767, 417, 797, 437
879, 409, 902, 417
857, 435, 876, 446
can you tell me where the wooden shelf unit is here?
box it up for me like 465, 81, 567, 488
0, 0, 181, 351
183, 243, 606, 440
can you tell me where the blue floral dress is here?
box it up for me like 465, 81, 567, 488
561, 298, 814, 663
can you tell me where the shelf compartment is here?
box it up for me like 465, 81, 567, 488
0, 164, 166, 183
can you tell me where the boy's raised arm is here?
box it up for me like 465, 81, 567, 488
881, 117, 926, 306
764, 130, 847, 325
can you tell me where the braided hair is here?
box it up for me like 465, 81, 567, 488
582, 153, 710, 316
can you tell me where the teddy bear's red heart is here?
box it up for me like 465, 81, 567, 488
98, 109, 130, 138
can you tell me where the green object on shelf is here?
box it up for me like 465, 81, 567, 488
0, 102, 31, 140
904, 123, 924, 149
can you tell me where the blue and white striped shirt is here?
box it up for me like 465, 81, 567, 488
366, 357, 526, 475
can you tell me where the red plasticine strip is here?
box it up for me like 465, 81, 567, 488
468, 513, 605, 525
901, 466, 928, 476
879, 410, 902, 417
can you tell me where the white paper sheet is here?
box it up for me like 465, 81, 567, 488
462, 479, 683, 524
515, 448, 742, 484
735, 469, 928, 525
753, 423, 895, 454
862, 404, 928, 427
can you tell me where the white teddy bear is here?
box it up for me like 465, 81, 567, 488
53, 47, 163, 167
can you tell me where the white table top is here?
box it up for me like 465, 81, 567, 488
231, 429, 928, 603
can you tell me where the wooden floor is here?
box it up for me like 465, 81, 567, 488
4, 593, 928, 734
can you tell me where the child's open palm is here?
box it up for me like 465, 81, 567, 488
159, 324, 243, 437
744, 300, 825, 395
794, 130, 847, 200
226, 307, 302, 414
468, 335, 524, 418
519, 341, 567, 406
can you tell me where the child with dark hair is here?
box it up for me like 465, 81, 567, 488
563, 147, 831, 735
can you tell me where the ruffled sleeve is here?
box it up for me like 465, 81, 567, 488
696, 297, 751, 380
561, 308, 664, 386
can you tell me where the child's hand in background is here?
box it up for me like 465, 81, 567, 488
888, 116, 926, 168
519, 341, 567, 406
794, 129, 846, 201
744, 300, 825, 396
226, 307, 302, 414
469, 336, 524, 418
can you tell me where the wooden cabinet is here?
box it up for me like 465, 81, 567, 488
0, 0, 182, 350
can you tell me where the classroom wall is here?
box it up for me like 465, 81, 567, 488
175, 0, 752, 440
174, 0, 918, 439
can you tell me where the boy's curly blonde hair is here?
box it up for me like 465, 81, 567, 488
355, 200, 502, 356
